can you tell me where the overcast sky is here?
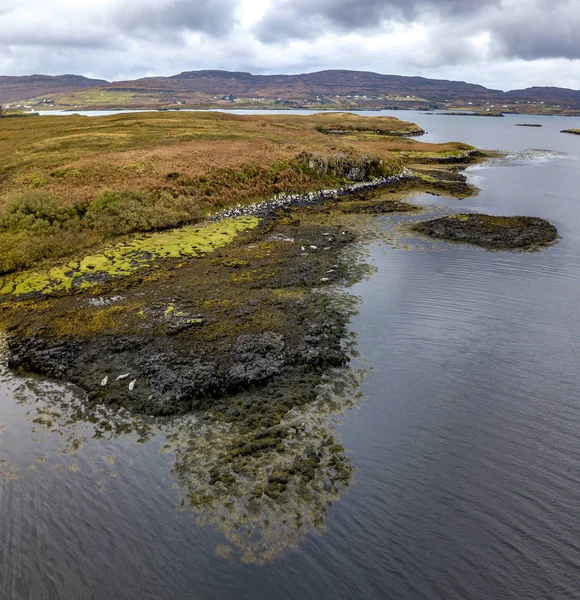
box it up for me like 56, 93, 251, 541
0, 0, 579, 90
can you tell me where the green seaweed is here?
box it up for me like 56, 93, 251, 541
0, 216, 259, 296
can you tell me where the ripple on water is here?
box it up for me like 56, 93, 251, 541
331, 196, 580, 598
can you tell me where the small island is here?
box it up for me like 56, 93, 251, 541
412, 213, 558, 249
441, 112, 504, 117
515, 123, 542, 127
561, 129, 580, 135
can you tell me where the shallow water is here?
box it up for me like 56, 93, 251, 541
2, 113, 580, 599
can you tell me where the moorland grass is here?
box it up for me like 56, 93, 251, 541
0, 111, 472, 273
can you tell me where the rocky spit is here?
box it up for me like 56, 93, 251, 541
210, 168, 415, 222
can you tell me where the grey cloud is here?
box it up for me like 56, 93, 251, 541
489, 1, 580, 60
116, 0, 239, 37
0, 30, 115, 49
0, 0, 239, 52
254, 0, 500, 42
255, 0, 580, 66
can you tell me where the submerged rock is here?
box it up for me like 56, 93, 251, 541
412, 213, 558, 250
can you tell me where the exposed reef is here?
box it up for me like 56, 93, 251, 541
397, 148, 483, 164
409, 167, 477, 198
561, 129, 580, 135
412, 213, 558, 250
316, 127, 424, 137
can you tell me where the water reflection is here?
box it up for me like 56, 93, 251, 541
0, 345, 362, 564
167, 369, 362, 563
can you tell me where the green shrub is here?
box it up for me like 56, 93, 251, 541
85, 189, 202, 237
0, 230, 95, 274
0, 188, 205, 273
0, 191, 84, 234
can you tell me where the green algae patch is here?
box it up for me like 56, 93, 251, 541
50, 305, 144, 337
0, 216, 259, 297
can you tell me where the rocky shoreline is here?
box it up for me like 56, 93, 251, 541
210, 168, 415, 221
4, 177, 423, 417
441, 112, 504, 117
2, 149, 545, 421
316, 127, 425, 137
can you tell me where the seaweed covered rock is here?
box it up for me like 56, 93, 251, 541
412, 213, 558, 250
3, 206, 367, 417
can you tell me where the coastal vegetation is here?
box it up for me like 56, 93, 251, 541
0, 111, 467, 273
561, 129, 580, 135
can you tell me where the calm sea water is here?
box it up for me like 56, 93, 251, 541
2, 111, 580, 599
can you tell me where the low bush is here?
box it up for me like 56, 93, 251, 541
0, 189, 204, 273
85, 189, 202, 237
0, 191, 84, 234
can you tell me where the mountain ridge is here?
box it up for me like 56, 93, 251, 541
1, 70, 579, 111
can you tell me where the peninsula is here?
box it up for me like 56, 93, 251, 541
0, 111, 556, 441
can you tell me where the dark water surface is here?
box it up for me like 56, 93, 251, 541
2, 112, 580, 599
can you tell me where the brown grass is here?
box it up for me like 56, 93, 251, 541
0, 110, 471, 273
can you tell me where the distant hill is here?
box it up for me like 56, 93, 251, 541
505, 86, 580, 106
2, 70, 580, 112
0, 74, 108, 104
103, 69, 503, 103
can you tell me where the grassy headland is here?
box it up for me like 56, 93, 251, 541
0, 111, 470, 274
0, 111, 482, 402
0, 110, 488, 413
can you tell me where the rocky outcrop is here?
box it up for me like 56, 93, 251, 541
412, 213, 558, 249
211, 167, 414, 221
